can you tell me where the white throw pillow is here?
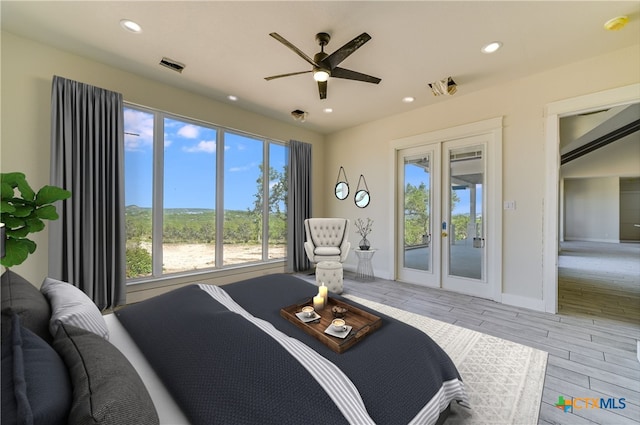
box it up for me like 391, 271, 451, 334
40, 277, 109, 340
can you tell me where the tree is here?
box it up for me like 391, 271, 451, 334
253, 163, 287, 214
252, 163, 288, 243
126, 245, 152, 278
403, 182, 462, 246
404, 182, 429, 245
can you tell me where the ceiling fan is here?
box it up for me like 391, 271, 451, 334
265, 32, 381, 100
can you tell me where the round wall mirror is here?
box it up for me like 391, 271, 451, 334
335, 181, 349, 200
354, 189, 370, 208
354, 174, 370, 208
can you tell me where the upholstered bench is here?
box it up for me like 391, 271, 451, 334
315, 260, 344, 294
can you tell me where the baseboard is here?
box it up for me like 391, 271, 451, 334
501, 293, 546, 313
563, 237, 620, 244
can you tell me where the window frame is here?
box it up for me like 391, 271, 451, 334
124, 102, 288, 285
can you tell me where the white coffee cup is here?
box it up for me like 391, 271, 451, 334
331, 318, 347, 332
301, 306, 315, 318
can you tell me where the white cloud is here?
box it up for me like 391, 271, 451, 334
183, 140, 216, 153
124, 109, 154, 152
178, 124, 200, 139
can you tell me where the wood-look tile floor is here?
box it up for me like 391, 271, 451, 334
301, 241, 640, 424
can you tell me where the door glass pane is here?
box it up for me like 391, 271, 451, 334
448, 145, 484, 279
163, 117, 217, 274
124, 107, 154, 279
403, 155, 431, 271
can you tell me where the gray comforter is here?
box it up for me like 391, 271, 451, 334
116, 274, 468, 424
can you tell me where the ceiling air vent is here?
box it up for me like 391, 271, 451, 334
159, 57, 185, 73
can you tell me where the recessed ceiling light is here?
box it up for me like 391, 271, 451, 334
120, 19, 142, 33
227, 95, 238, 101
481, 41, 502, 54
402, 96, 415, 103
323, 108, 333, 113
604, 16, 629, 31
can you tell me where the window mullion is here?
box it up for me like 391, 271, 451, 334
262, 141, 270, 260
152, 113, 164, 276
215, 130, 225, 268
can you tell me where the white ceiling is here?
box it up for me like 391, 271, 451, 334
2, 1, 639, 134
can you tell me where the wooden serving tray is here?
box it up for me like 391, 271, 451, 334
280, 296, 382, 353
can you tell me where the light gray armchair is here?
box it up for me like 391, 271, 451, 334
304, 218, 351, 264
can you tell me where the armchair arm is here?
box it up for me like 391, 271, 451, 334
339, 241, 351, 262
338, 219, 351, 262
304, 241, 315, 263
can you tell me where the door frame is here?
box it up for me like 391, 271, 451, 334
389, 117, 503, 301
542, 83, 640, 313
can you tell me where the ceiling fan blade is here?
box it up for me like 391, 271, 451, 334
322, 32, 371, 69
331, 67, 381, 84
318, 80, 327, 100
264, 70, 312, 81
269, 32, 319, 68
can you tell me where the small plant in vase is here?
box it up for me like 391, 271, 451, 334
354, 217, 373, 250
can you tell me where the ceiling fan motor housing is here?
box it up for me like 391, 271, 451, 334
314, 51, 330, 75
315, 32, 331, 47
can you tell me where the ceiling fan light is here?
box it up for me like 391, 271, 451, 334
313, 69, 330, 82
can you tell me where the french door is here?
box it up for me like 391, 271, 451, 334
396, 134, 495, 298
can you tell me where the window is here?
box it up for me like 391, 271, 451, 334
124, 105, 287, 282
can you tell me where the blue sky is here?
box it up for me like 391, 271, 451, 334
124, 108, 286, 210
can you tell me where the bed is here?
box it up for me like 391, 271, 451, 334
1, 270, 469, 425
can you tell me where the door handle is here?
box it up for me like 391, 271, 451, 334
442, 231, 448, 237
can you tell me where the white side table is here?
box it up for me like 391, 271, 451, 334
354, 249, 377, 281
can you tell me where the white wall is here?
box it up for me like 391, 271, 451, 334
0, 31, 326, 287
620, 178, 640, 241
324, 45, 640, 307
564, 178, 620, 242
560, 130, 640, 243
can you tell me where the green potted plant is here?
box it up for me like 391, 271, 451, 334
1, 172, 71, 267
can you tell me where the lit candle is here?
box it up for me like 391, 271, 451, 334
318, 283, 328, 306
313, 295, 325, 311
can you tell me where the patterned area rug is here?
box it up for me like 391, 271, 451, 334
345, 295, 548, 425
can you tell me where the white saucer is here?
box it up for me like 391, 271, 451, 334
324, 325, 353, 339
296, 311, 321, 323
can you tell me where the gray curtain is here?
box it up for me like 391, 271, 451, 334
49, 76, 126, 310
287, 140, 312, 272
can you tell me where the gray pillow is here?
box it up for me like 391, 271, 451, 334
1, 270, 52, 343
1, 314, 72, 425
53, 323, 159, 425
40, 277, 109, 340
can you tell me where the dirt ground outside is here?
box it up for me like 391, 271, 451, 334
141, 242, 286, 273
